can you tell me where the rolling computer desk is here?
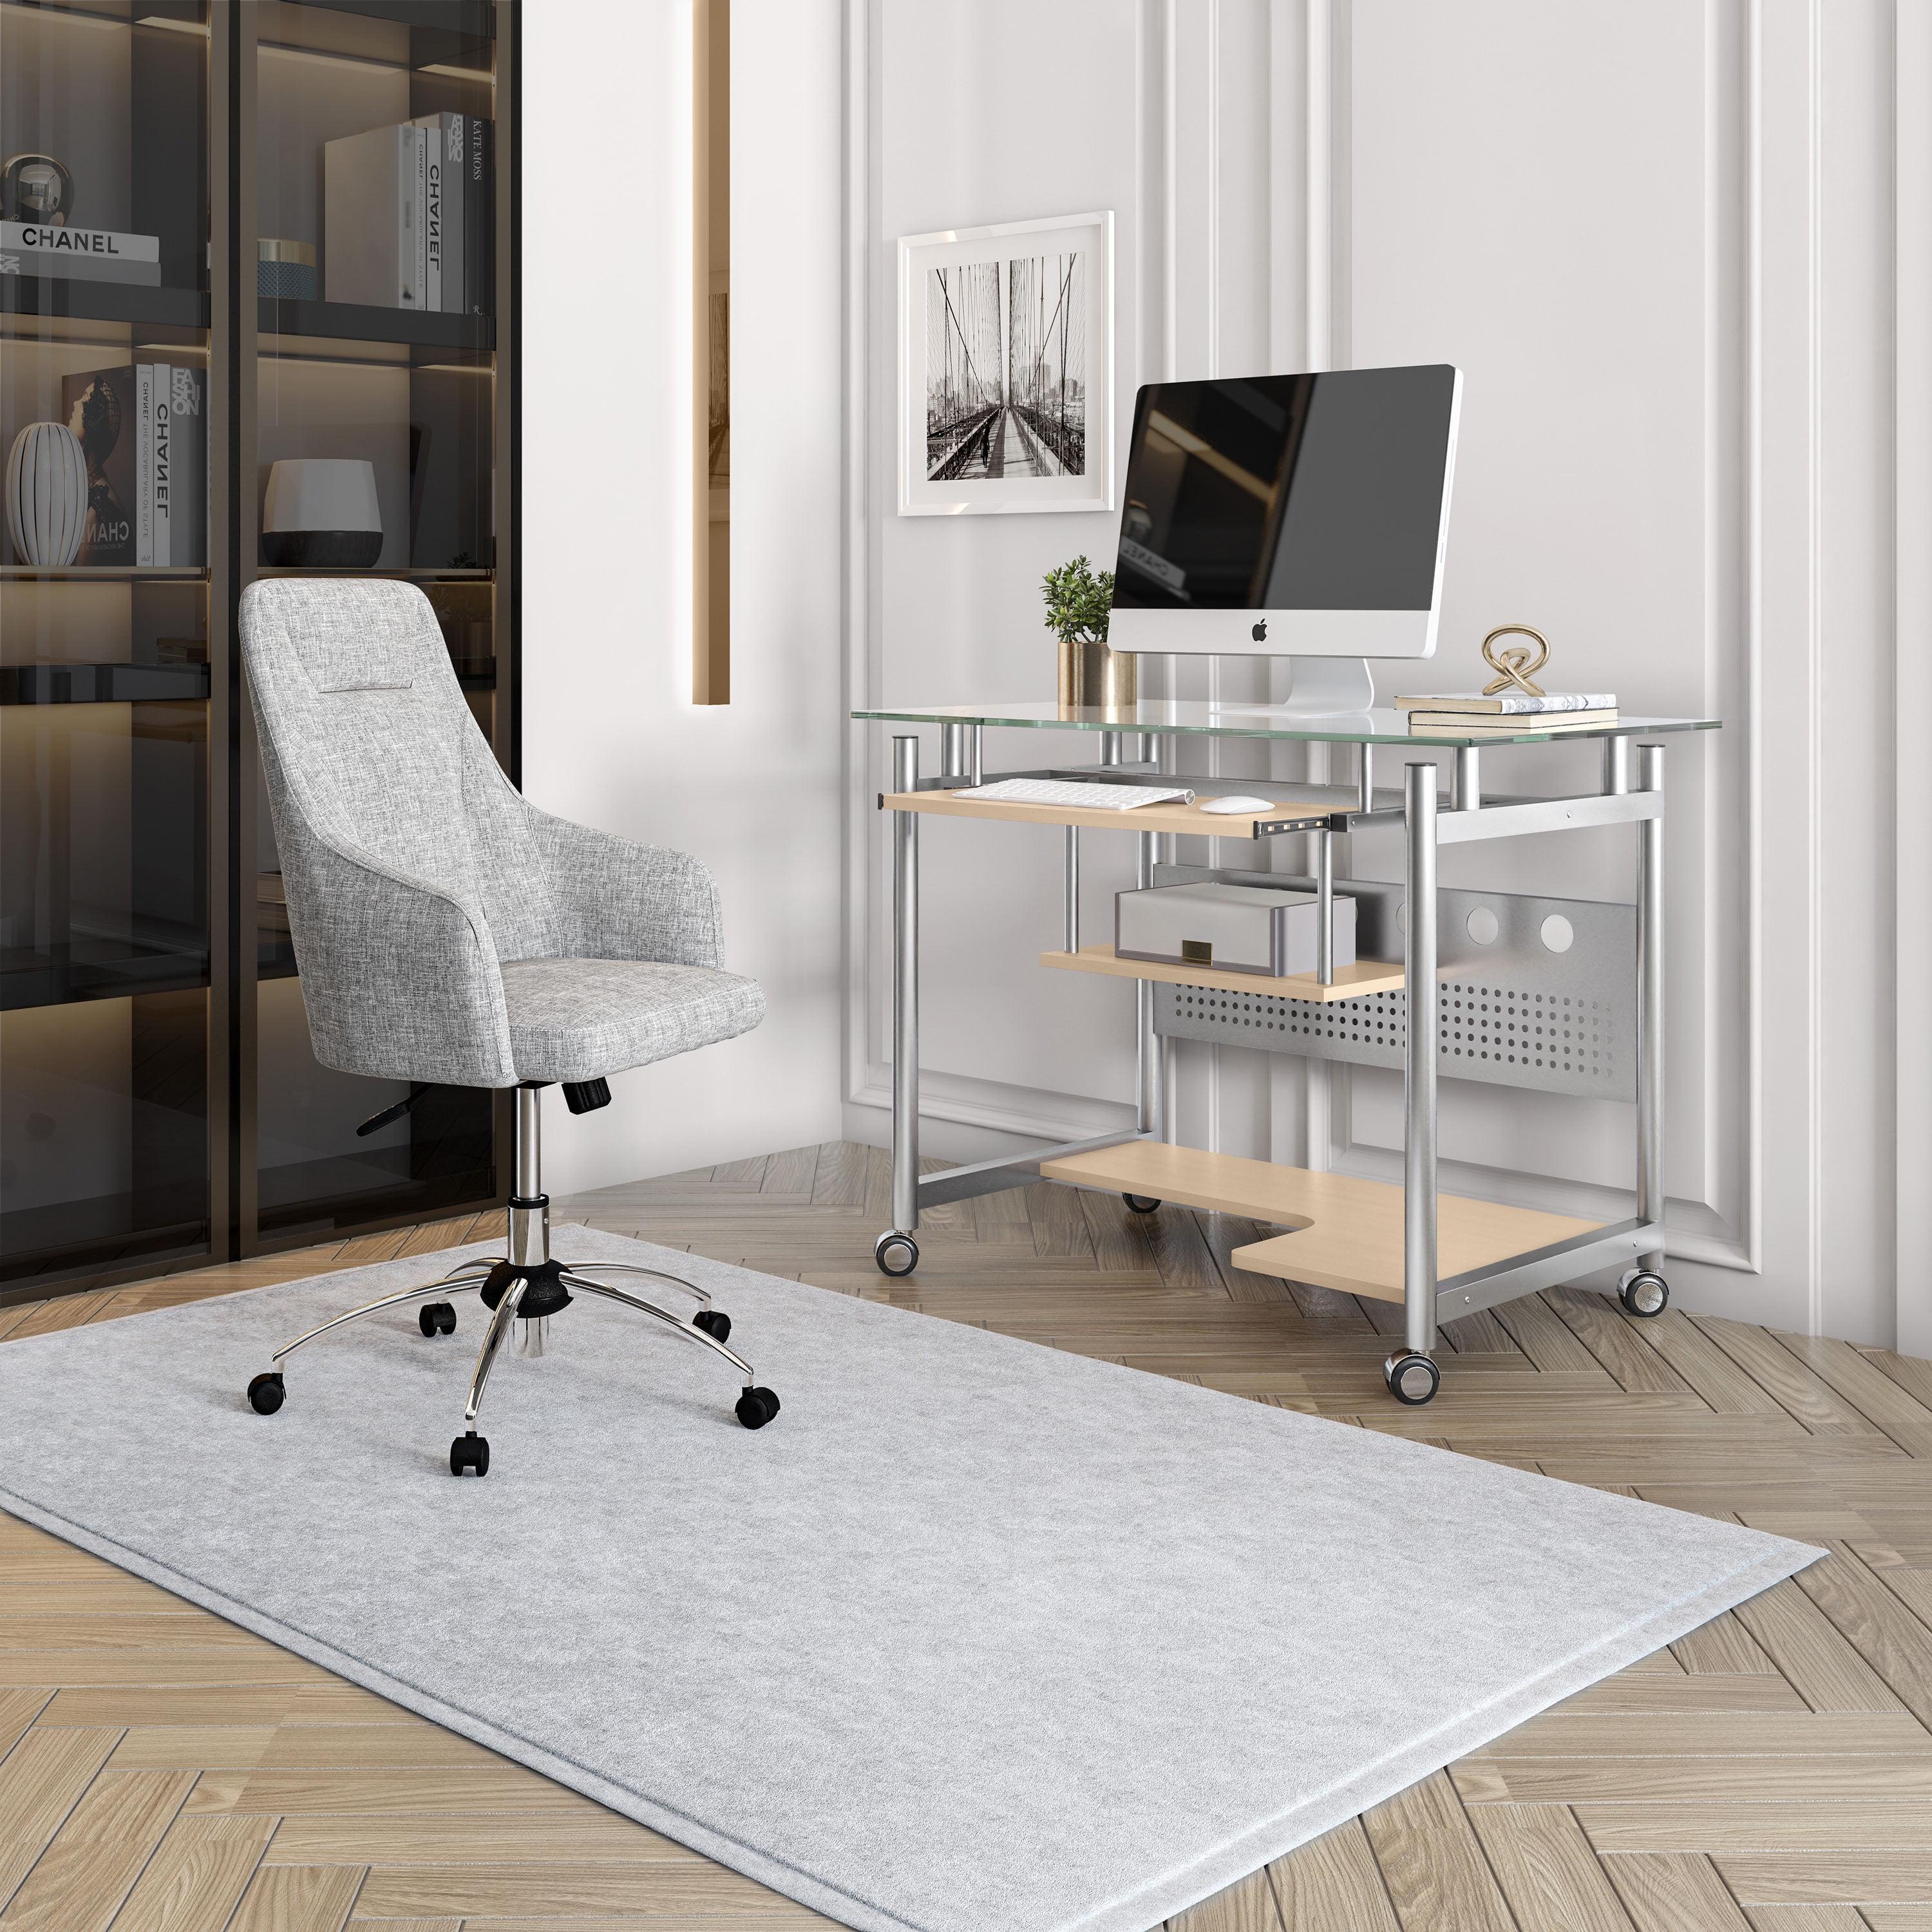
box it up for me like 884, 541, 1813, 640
853, 699, 1721, 1405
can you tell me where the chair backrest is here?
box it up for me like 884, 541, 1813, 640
240, 579, 560, 960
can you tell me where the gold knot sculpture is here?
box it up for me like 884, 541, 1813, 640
1481, 624, 1549, 698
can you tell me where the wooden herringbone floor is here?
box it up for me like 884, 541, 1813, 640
3, 1140, 1932, 1930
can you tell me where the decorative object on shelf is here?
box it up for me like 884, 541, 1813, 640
257, 238, 317, 300
1, 152, 72, 225
262, 460, 383, 568
1, 218, 160, 286
898, 210, 1115, 516
1044, 553, 1135, 710
1479, 623, 1551, 697
5, 421, 88, 567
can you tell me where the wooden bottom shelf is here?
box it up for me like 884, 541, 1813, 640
1039, 1141, 1601, 1303
1041, 942, 1405, 1003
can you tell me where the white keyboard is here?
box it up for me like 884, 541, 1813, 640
953, 779, 1197, 811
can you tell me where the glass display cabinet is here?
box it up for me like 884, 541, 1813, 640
0, 0, 518, 1303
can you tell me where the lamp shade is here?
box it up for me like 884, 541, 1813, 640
261, 458, 383, 567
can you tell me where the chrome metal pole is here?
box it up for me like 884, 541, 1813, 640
1636, 743, 1665, 1269
1604, 735, 1630, 795
1403, 762, 1439, 1356
966, 722, 983, 786
1136, 829, 1162, 1133
1452, 746, 1481, 812
891, 735, 920, 1235
1100, 730, 1123, 768
1314, 826, 1335, 984
939, 720, 967, 782
509, 1086, 546, 1269
1063, 826, 1081, 952
1357, 743, 1376, 815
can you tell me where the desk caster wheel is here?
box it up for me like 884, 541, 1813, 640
736, 1386, 781, 1430
419, 1301, 457, 1336
1618, 1269, 1669, 1317
1384, 1351, 1440, 1406
875, 1232, 918, 1277
1124, 1195, 1162, 1215
450, 1431, 489, 1477
247, 1371, 284, 1415
694, 1308, 732, 1343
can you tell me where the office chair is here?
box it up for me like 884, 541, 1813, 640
237, 578, 777, 1476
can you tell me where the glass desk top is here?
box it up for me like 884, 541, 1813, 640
851, 699, 1721, 749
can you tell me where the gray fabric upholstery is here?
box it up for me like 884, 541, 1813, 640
240, 579, 761, 1088
500, 959, 766, 1084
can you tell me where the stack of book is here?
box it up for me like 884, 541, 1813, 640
59, 363, 207, 566
1396, 691, 1618, 735
323, 114, 493, 314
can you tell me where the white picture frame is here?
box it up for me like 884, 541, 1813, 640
896, 211, 1114, 517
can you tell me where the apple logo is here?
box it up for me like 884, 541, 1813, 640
1251, 619, 1268, 643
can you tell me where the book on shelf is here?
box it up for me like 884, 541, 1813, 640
413, 113, 462, 310
465, 117, 493, 314
167, 365, 207, 567
1407, 711, 1618, 735
324, 123, 425, 308
1, 220, 162, 286
1399, 699, 1623, 723
56, 363, 205, 567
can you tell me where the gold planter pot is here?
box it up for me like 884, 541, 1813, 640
1057, 635, 1137, 713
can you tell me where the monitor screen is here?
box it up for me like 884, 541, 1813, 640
1112, 366, 1458, 615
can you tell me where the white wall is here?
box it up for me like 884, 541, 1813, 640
844, 0, 1927, 1352
521, 0, 847, 1190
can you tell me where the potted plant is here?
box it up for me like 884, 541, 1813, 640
1042, 553, 1136, 711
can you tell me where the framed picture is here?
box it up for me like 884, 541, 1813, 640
896, 211, 1113, 517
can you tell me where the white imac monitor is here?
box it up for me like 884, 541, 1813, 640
1106, 364, 1462, 715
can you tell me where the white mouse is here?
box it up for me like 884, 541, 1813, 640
1198, 794, 1276, 815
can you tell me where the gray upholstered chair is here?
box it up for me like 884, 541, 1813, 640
238, 579, 775, 1475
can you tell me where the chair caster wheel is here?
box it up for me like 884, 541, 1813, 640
419, 1301, 457, 1336
694, 1308, 732, 1343
450, 1431, 490, 1476
1124, 1194, 1162, 1214
1384, 1351, 1440, 1406
735, 1386, 781, 1430
875, 1232, 918, 1277
247, 1371, 284, 1415
1618, 1268, 1669, 1317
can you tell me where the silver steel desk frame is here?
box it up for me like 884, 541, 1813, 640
871, 721, 1672, 1404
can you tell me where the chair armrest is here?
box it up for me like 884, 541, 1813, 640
525, 810, 725, 967
277, 823, 518, 1088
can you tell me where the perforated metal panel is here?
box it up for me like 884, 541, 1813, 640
1150, 866, 1636, 1102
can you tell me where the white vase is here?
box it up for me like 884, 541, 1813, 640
6, 421, 89, 567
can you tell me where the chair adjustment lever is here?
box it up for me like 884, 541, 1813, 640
355, 1083, 432, 1137
562, 1079, 611, 1115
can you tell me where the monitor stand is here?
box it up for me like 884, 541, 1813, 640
1209, 655, 1377, 719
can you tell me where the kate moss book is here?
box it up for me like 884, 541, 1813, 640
1394, 690, 1617, 714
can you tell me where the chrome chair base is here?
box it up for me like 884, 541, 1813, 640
243, 1088, 781, 1472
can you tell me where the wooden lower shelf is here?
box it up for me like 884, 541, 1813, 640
1041, 942, 1404, 1003
1039, 1141, 1602, 1303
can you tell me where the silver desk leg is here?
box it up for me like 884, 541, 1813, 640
1357, 743, 1376, 814
1452, 746, 1481, 812
1402, 761, 1439, 1361
1314, 826, 1335, 985
939, 720, 982, 786
891, 734, 920, 1238
1636, 743, 1665, 1272
1063, 826, 1081, 952
1604, 736, 1631, 795
1136, 828, 1162, 1134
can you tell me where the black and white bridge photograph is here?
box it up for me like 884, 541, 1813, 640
925, 249, 1086, 482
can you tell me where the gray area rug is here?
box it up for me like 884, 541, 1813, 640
0, 1230, 1817, 1932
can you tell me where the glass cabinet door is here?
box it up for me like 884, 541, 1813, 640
0, 2, 212, 1291
245, 0, 501, 1242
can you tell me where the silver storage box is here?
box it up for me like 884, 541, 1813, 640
1115, 880, 1356, 977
